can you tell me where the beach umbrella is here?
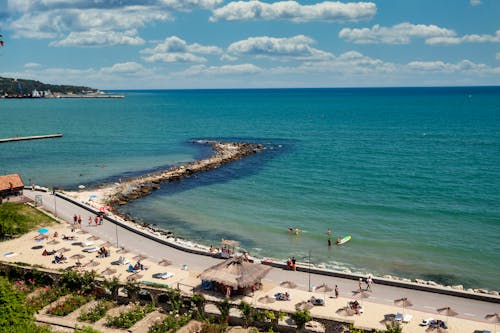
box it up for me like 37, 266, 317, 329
315, 283, 333, 304
336, 307, 355, 317
38, 228, 49, 234
258, 295, 276, 304
70, 254, 85, 259
280, 281, 297, 289
85, 260, 100, 268
437, 306, 458, 317
133, 254, 147, 261
394, 297, 413, 314
437, 306, 458, 329
485, 313, 499, 333
47, 239, 60, 245
57, 247, 71, 253
426, 326, 448, 333
100, 241, 113, 247
78, 185, 86, 190
295, 301, 314, 310
158, 259, 172, 266
117, 247, 129, 254
87, 235, 100, 241
101, 268, 117, 276
127, 273, 143, 281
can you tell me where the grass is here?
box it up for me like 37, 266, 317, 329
0, 203, 55, 240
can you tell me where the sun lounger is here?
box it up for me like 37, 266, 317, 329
81, 241, 94, 247
83, 247, 98, 253
420, 318, 436, 326
152, 272, 174, 280
310, 296, 325, 306
395, 313, 412, 323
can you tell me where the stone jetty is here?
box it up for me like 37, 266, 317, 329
107, 140, 263, 208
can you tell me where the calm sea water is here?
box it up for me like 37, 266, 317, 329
1, 87, 499, 289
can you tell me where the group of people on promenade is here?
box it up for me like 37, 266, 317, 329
73, 213, 104, 227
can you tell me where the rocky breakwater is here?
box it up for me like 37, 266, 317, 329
109, 140, 263, 207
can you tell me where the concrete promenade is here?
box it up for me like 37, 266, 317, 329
21, 189, 500, 332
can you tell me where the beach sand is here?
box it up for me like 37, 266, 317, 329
1, 219, 497, 333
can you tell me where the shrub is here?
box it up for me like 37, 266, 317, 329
291, 309, 312, 330
148, 312, 192, 333
29, 285, 69, 311
105, 304, 154, 329
47, 294, 93, 316
78, 300, 113, 323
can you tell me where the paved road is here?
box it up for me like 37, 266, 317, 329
24, 189, 499, 324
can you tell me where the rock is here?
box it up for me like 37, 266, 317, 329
383, 275, 393, 279
477, 288, 489, 294
451, 285, 464, 290
427, 281, 439, 286
401, 278, 411, 282
466, 288, 474, 293
489, 290, 499, 295
415, 279, 426, 284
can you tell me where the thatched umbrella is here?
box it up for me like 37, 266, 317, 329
116, 247, 129, 254
394, 297, 412, 315
315, 283, 333, 303
70, 254, 85, 259
280, 281, 297, 289
437, 306, 458, 330
296, 301, 314, 310
199, 256, 271, 289
48, 239, 60, 245
87, 235, 99, 241
77, 230, 87, 234
336, 307, 355, 317
57, 247, 71, 253
133, 254, 147, 261
258, 295, 276, 304
127, 273, 143, 281
101, 268, 117, 276
84, 260, 100, 268
100, 241, 113, 247
158, 259, 172, 266
485, 313, 499, 333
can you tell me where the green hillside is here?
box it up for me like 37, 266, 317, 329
0, 77, 98, 96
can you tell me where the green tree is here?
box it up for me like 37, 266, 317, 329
0, 276, 44, 333
291, 309, 312, 331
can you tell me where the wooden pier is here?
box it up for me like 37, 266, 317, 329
0, 133, 62, 143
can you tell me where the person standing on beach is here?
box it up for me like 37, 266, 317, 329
291, 257, 297, 271
358, 278, 363, 291
286, 258, 292, 270
88, 216, 92, 226
335, 285, 339, 298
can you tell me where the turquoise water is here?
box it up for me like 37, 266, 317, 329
1, 87, 499, 289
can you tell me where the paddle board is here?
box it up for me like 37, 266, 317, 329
338, 235, 351, 245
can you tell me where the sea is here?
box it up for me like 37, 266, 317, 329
1, 87, 499, 290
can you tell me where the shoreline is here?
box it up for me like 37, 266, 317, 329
57, 140, 500, 297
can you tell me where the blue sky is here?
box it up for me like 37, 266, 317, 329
0, 0, 499, 89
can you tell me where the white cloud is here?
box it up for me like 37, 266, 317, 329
339, 22, 456, 44
9, 6, 170, 40
227, 35, 333, 60
24, 62, 41, 68
182, 63, 262, 76
50, 30, 145, 47
470, 0, 481, 6
426, 30, 500, 45
406, 59, 499, 74
210, 1, 376, 22
141, 36, 222, 63
101, 62, 150, 75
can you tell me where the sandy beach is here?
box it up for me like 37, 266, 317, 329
1, 188, 497, 333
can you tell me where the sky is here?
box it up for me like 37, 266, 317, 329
0, 0, 499, 89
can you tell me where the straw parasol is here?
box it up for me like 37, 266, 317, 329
87, 235, 99, 241
84, 260, 100, 268
315, 283, 333, 304
127, 273, 143, 281
336, 307, 355, 317
100, 241, 113, 247
47, 239, 60, 245
221, 239, 240, 247
198, 256, 271, 289
394, 297, 413, 314
116, 247, 129, 254
70, 254, 85, 259
158, 259, 172, 266
280, 281, 297, 289
56, 247, 71, 253
485, 313, 499, 333
258, 295, 276, 304
426, 326, 448, 333
101, 268, 117, 276
437, 306, 458, 330
77, 230, 87, 234
295, 301, 314, 310
133, 254, 147, 261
